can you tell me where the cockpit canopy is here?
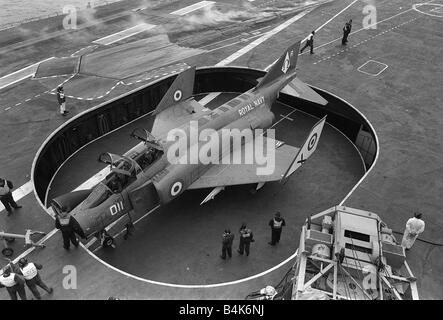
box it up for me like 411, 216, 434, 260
130, 128, 163, 151
99, 153, 141, 194
98, 152, 142, 176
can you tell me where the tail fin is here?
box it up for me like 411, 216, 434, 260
281, 116, 327, 181
153, 66, 195, 115
254, 41, 301, 90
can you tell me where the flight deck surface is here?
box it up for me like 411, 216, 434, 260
0, 0, 442, 299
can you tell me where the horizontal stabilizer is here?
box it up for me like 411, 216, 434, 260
281, 78, 328, 106
281, 116, 327, 181
153, 66, 195, 115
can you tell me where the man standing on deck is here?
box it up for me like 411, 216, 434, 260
0, 177, 22, 216
55, 211, 79, 250
401, 212, 425, 250
268, 212, 286, 246
342, 19, 352, 45
18, 258, 53, 300
300, 31, 315, 54
220, 229, 234, 260
57, 86, 68, 116
238, 223, 254, 256
0, 265, 27, 300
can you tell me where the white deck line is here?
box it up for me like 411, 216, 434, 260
357, 60, 389, 77
265, 0, 359, 71
215, 9, 312, 67
0, 57, 54, 90
170, 1, 215, 16
92, 23, 157, 46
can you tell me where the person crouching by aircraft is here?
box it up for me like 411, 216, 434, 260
268, 212, 286, 246
0, 265, 27, 300
18, 258, 53, 300
55, 211, 79, 250
401, 212, 425, 250
220, 229, 234, 260
0, 177, 22, 216
238, 223, 254, 256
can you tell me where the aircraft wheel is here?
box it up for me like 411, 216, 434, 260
103, 236, 115, 248
2, 247, 14, 257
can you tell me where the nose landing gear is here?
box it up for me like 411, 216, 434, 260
98, 230, 115, 248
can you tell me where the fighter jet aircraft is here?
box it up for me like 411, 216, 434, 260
51, 41, 328, 247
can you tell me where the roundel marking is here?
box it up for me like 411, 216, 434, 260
171, 181, 183, 196
173, 89, 182, 102
308, 133, 318, 151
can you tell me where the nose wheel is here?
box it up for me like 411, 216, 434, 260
99, 230, 115, 248
103, 236, 115, 248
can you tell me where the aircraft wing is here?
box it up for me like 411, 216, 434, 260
188, 116, 326, 190
281, 77, 328, 106
151, 99, 211, 137
188, 137, 299, 189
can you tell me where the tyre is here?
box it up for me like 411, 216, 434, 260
2, 247, 13, 257
103, 236, 114, 248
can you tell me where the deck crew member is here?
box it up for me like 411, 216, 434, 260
18, 258, 53, 300
401, 212, 425, 250
0, 177, 22, 216
57, 86, 68, 116
268, 212, 286, 246
237, 223, 254, 256
300, 31, 315, 54
55, 211, 79, 250
342, 19, 352, 45
220, 229, 234, 260
0, 265, 27, 300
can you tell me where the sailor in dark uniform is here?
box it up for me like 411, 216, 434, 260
342, 19, 352, 45
268, 212, 286, 246
55, 211, 79, 250
220, 229, 234, 260
0, 177, 22, 216
237, 223, 254, 256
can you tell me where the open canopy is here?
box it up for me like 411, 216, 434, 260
98, 152, 141, 176
130, 128, 163, 151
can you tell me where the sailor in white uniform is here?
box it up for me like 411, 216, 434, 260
0, 265, 27, 300
18, 258, 53, 300
401, 212, 425, 250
